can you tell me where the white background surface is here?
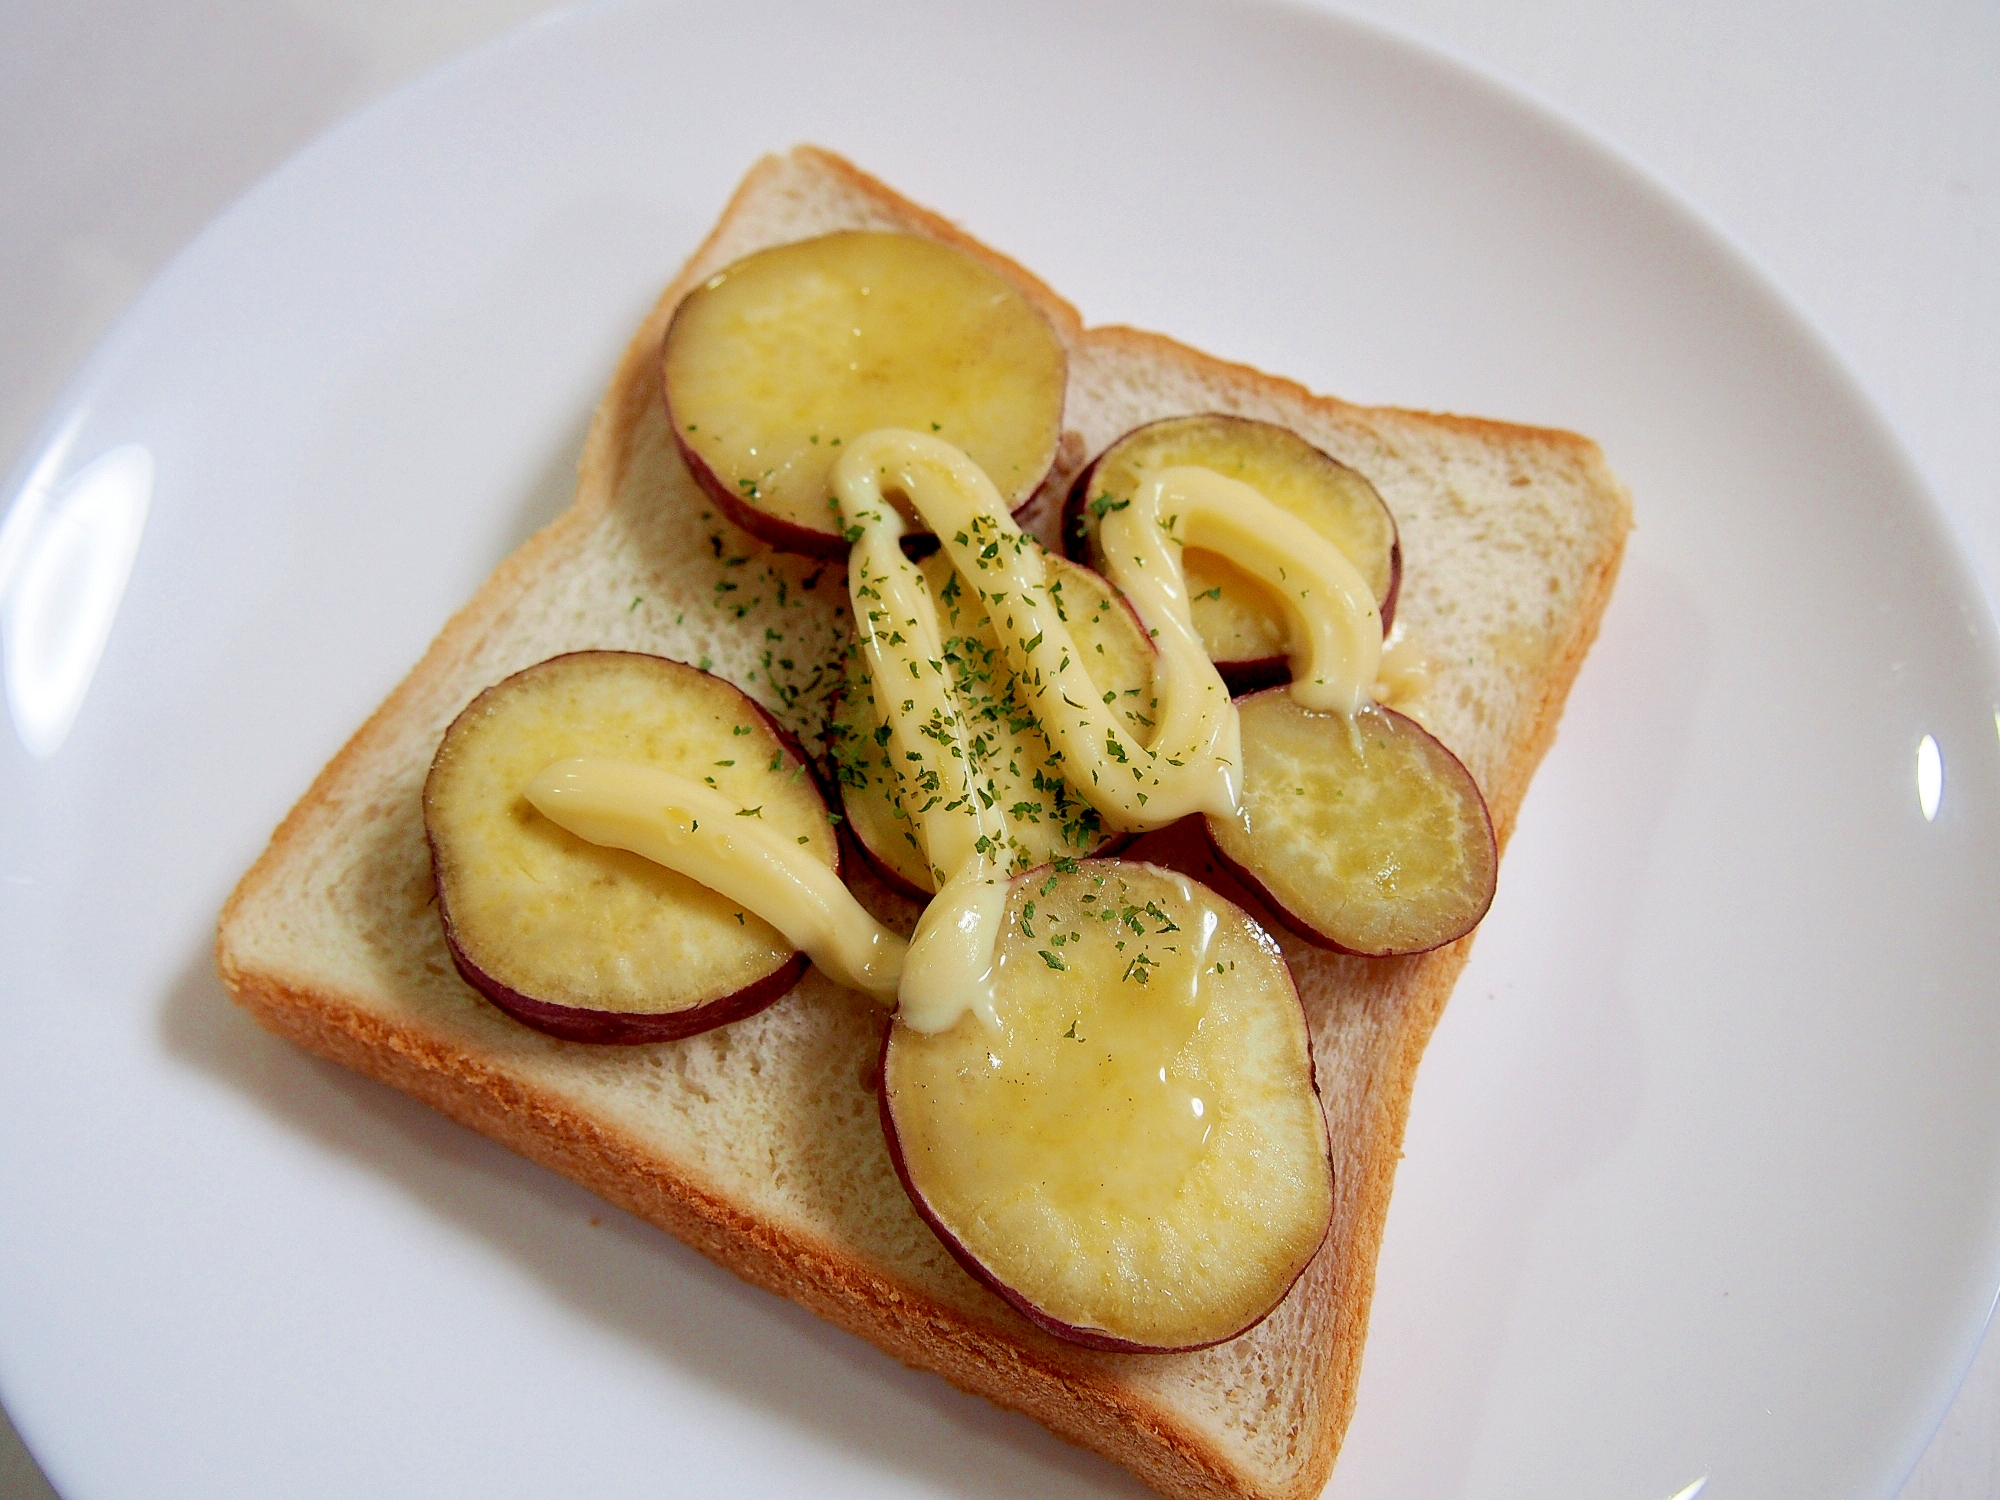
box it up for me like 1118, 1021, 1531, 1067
0, 2, 1994, 1498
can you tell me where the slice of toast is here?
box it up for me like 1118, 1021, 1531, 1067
217, 147, 1629, 1500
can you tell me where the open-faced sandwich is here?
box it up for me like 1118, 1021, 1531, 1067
217, 147, 1630, 1500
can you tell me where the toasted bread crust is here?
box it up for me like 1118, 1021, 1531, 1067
216, 147, 1629, 1500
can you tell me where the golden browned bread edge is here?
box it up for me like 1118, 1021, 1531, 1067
220, 960, 1268, 1500
217, 146, 1630, 1500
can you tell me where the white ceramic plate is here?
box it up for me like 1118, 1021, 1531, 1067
3, 2, 1998, 1496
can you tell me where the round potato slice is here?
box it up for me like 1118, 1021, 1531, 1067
1066, 414, 1399, 689
663, 231, 1068, 557
882, 860, 1333, 1351
424, 651, 838, 1042
828, 549, 1156, 896
1205, 690, 1496, 956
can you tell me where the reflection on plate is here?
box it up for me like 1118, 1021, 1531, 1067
1, 427, 153, 757
1, 2, 1997, 1498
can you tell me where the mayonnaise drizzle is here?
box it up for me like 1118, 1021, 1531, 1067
524, 758, 906, 1001
1106, 466, 1383, 717
839, 431, 1239, 831
527, 430, 1386, 1036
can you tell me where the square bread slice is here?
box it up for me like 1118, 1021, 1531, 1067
218, 146, 1629, 1500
